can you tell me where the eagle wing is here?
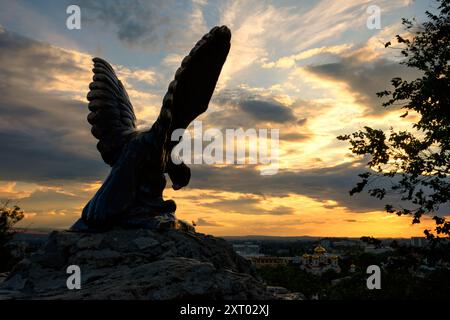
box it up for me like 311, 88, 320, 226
155, 25, 231, 189
158, 25, 231, 132
87, 57, 138, 166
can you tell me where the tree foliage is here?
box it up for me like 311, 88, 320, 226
360, 236, 382, 248
0, 201, 24, 242
338, 0, 450, 240
0, 201, 24, 271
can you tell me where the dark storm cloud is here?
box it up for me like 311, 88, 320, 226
77, 0, 192, 48
188, 160, 405, 213
205, 88, 303, 143
0, 29, 84, 86
0, 29, 107, 182
212, 88, 297, 124
238, 100, 296, 123
16, 189, 83, 209
203, 104, 299, 131
196, 218, 223, 227
306, 53, 421, 115
202, 107, 255, 128
296, 118, 307, 126
0, 125, 105, 182
204, 196, 295, 215
281, 132, 311, 142
201, 104, 310, 144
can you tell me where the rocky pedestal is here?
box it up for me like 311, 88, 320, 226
0, 228, 273, 300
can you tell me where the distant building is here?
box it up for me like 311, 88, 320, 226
250, 256, 292, 268
410, 237, 427, 247
364, 245, 394, 254
234, 242, 295, 267
299, 245, 341, 275
233, 243, 262, 257
332, 240, 360, 247
320, 239, 332, 248
349, 264, 356, 273
276, 248, 290, 255
292, 256, 301, 264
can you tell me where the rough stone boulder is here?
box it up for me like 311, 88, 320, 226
0, 228, 272, 300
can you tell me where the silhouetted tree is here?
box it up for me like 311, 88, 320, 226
390, 240, 399, 249
360, 236, 382, 248
0, 201, 24, 271
338, 0, 450, 240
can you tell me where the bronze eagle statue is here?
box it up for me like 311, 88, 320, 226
71, 26, 231, 232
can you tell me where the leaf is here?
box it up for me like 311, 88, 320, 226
400, 111, 409, 118
396, 35, 408, 43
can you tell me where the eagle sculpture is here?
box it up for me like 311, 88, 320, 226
71, 26, 231, 232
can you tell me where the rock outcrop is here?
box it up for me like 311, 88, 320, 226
0, 228, 273, 300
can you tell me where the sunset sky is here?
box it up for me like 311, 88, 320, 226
0, 0, 445, 237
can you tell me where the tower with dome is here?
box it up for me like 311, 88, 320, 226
300, 245, 341, 275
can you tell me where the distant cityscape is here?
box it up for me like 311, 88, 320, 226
228, 236, 450, 299
231, 237, 434, 269
5, 231, 450, 299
